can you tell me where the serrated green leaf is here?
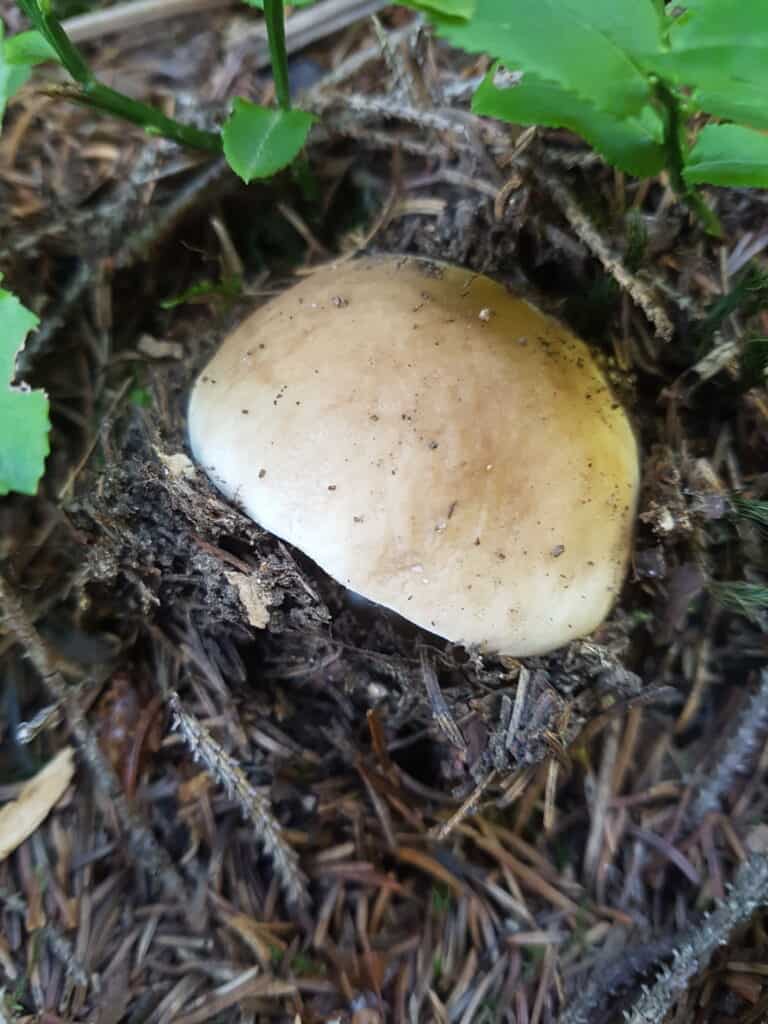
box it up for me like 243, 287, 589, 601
684, 123, 768, 188
649, 0, 768, 91
473, 66, 664, 177
4, 29, 59, 65
400, 0, 475, 18
0, 287, 49, 496
222, 99, 315, 182
560, 0, 663, 61
669, 0, 768, 67
427, 0, 656, 117
691, 80, 768, 132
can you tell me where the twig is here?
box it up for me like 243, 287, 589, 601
115, 157, 230, 269
311, 117, 436, 159
169, 692, 310, 910
420, 650, 466, 751
584, 718, 620, 885
62, 0, 232, 42
558, 935, 681, 1024
686, 669, 768, 828
508, 665, 529, 743
623, 854, 768, 1024
315, 93, 476, 144
0, 571, 186, 898
431, 770, 498, 841
230, 0, 390, 73
306, 21, 416, 96
530, 165, 674, 341
370, 12, 419, 107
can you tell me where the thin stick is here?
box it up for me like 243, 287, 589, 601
530, 164, 674, 341
62, 0, 232, 43
431, 770, 499, 841
687, 669, 768, 828
623, 854, 768, 1024
169, 692, 310, 910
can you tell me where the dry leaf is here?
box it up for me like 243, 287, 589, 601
0, 747, 75, 861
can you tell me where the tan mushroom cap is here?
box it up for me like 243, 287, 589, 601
188, 255, 639, 656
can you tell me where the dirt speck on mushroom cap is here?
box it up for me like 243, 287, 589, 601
188, 255, 640, 656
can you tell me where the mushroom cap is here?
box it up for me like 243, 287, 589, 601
188, 255, 639, 656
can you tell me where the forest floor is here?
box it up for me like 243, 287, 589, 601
1, 2, 768, 1022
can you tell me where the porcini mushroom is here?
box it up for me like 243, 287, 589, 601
188, 255, 639, 656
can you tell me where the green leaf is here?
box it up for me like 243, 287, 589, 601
473, 66, 664, 177
560, 0, 663, 61
0, 286, 49, 496
670, 0, 768, 79
684, 123, 768, 188
6, 64, 31, 99
4, 29, 59, 65
690, 79, 768, 132
1, 28, 59, 114
222, 99, 315, 182
427, 0, 658, 117
400, 0, 476, 18
0, 21, 12, 122
650, 0, 768, 91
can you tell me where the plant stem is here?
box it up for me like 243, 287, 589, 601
654, 79, 723, 237
264, 0, 291, 110
20, 0, 91, 83
262, 0, 316, 193
17, 0, 221, 153
45, 83, 222, 152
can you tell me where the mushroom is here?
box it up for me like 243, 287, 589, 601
188, 255, 639, 656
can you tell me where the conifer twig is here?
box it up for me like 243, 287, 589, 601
687, 669, 768, 827
531, 165, 674, 341
623, 854, 768, 1024
169, 692, 310, 909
